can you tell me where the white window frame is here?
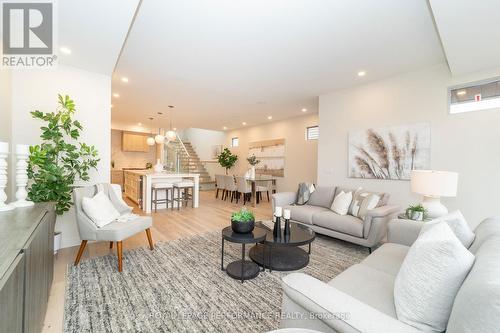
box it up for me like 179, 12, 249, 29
231, 137, 239, 147
305, 125, 319, 140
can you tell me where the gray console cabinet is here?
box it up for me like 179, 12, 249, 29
0, 203, 56, 333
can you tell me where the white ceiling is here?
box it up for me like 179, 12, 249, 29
429, 0, 500, 76
111, 0, 445, 131
58, 0, 140, 75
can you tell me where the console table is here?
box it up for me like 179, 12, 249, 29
0, 203, 56, 333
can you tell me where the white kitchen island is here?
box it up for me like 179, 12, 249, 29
124, 170, 200, 213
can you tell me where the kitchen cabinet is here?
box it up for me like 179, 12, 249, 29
111, 170, 124, 189
122, 132, 150, 152
124, 171, 142, 205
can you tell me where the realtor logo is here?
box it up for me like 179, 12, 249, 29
2, 1, 56, 68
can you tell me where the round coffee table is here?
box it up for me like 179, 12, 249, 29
221, 226, 267, 283
249, 221, 315, 271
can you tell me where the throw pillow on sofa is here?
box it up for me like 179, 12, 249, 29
82, 191, 121, 228
348, 188, 380, 218
357, 193, 380, 219
331, 191, 353, 215
394, 222, 475, 332
420, 210, 475, 248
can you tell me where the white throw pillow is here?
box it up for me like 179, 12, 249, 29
357, 194, 380, 219
420, 210, 475, 248
331, 191, 353, 215
394, 222, 475, 332
82, 191, 120, 228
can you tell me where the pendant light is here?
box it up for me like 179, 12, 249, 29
154, 112, 165, 144
165, 105, 177, 141
146, 117, 155, 146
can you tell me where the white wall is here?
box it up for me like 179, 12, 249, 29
318, 64, 500, 227
10, 65, 111, 248
178, 128, 226, 160
225, 114, 319, 192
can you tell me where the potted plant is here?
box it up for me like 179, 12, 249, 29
405, 204, 427, 221
246, 154, 260, 179
217, 148, 238, 175
28, 94, 100, 252
231, 207, 255, 233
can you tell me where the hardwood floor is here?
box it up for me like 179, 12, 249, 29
42, 190, 273, 332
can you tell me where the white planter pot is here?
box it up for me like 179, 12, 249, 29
54, 231, 62, 254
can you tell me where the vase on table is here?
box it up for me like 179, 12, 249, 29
154, 159, 163, 173
250, 166, 256, 179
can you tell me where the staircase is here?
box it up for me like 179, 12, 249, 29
167, 140, 215, 189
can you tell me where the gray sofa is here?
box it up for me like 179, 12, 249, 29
272, 186, 400, 250
279, 217, 500, 333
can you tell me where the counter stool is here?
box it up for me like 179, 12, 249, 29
173, 181, 195, 210
151, 182, 173, 212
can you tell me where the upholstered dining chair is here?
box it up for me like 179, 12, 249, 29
224, 175, 237, 202
73, 183, 154, 272
235, 176, 252, 204
215, 174, 226, 199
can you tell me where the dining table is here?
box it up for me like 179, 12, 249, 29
247, 176, 278, 207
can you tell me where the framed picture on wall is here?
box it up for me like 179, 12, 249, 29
348, 122, 431, 180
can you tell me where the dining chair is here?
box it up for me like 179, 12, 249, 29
235, 176, 252, 205
215, 174, 226, 199
73, 183, 154, 272
224, 175, 237, 202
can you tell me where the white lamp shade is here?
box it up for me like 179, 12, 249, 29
165, 130, 177, 141
410, 170, 458, 197
154, 134, 165, 144
146, 137, 156, 146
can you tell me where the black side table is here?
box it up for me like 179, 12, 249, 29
221, 226, 267, 283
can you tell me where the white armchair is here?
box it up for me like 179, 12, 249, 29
72, 183, 154, 272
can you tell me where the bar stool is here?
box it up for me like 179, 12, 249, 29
173, 180, 195, 210
151, 182, 173, 212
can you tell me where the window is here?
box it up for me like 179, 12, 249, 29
306, 126, 319, 140
231, 137, 239, 147
449, 77, 500, 114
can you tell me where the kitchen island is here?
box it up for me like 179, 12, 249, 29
123, 170, 200, 213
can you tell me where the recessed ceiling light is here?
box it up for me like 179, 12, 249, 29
242, 122, 247, 126
357, 71, 366, 77
457, 90, 466, 96
121, 77, 129, 83
301, 108, 307, 112
137, 122, 142, 126
223, 126, 227, 130
267, 116, 272, 120
60, 46, 71, 55
113, 93, 120, 98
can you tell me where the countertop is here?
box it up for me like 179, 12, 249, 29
123, 170, 200, 177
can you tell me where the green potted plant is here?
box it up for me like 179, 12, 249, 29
246, 154, 260, 179
405, 204, 427, 221
28, 94, 100, 216
217, 148, 238, 175
231, 207, 255, 233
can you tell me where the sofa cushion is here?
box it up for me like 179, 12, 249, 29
469, 217, 500, 254
361, 243, 409, 276
394, 222, 475, 332
285, 205, 329, 225
447, 236, 500, 333
421, 210, 475, 249
307, 186, 336, 208
312, 211, 364, 237
329, 263, 397, 318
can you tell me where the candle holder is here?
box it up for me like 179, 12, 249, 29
0, 145, 14, 212
284, 218, 290, 237
11, 145, 34, 208
273, 215, 281, 239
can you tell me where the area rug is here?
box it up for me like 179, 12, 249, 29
64, 231, 368, 333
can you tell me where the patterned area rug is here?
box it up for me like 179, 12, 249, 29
64, 231, 368, 333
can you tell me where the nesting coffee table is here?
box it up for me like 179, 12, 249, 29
249, 221, 316, 271
221, 226, 267, 283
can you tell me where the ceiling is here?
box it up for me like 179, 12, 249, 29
429, 0, 500, 76
57, 0, 140, 75
111, 0, 445, 131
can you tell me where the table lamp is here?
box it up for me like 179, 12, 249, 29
410, 170, 458, 219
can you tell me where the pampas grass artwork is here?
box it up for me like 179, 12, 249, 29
349, 123, 430, 180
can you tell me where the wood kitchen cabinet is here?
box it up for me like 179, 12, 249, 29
122, 132, 150, 152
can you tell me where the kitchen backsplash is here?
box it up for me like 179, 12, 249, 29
111, 129, 156, 169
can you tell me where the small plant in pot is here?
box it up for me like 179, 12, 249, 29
405, 204, 427, 221
231, 208, 255, 233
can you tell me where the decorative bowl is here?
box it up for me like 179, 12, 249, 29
231, 219, 255, 234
